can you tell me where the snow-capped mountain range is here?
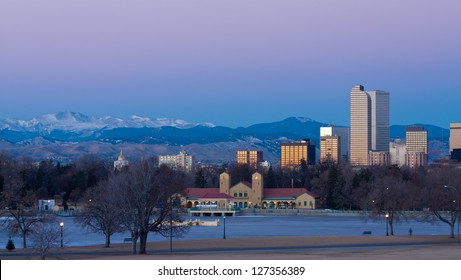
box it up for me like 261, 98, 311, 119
0, 112, 450, 163
0, 112, 215, 132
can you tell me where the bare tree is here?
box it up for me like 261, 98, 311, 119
0, 176, 43, 248
419, 167, 461, 238
364, 174, 409, 236
29, 216, 60, 260
74, 180, 123, 248
113, 160, 189, 254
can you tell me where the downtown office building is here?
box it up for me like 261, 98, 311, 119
350, 85, 390, 166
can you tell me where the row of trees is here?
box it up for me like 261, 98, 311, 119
0, 153, 189, 255
1, 151, 460, 254
199, 161, 460, 238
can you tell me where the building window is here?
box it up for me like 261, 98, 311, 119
244, 192, 248, 197
239, 193, 242, 197
234, 193, 237, 197
304, 201, 307, 206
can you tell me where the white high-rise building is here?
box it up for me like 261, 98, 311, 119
159, 151, 193, 172
350, 85, 390, 165
389, 139, 407, 167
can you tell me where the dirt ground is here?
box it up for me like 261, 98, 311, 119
1, 235, 460, 260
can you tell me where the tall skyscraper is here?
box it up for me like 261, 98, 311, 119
450, 123, 461, 153
236, 150, 263, 167
320, 126, 349, 162
350, 85, 390, 165
405, 126, 428, 167
280, 140, 316, 168
368, 90, 390, 151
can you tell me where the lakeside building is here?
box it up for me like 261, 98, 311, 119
320, 126, 349, 162
405, 126, 428, 168
182, 172, 320, 209
159, 151, 193, 172
114, 150, 129, 171
280, 140, 316, 168
236, 150, 263, 168
350, 85, 389, 166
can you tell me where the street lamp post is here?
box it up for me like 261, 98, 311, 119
444, 185, 460, 246
59, 222, 64, 247
385, 213, 389, 236
223, 215, 226, 239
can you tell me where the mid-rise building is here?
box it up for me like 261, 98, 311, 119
450, 123, 461, 154
280, 140, 316, 168
368, 151, 390, 166
350, 85, 389, 165
389, 138, 406, 167
159, 151, 193, 172
236, 150, 263, 167
320, 136, 340, 165
405, 152, 428, 168
320, 126, 349, 162
405, 126, 428, 167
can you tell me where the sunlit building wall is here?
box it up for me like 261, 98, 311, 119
350, 85, 389, 166
405, 126, 428, 167
320, 136, 340, 165
280, 140, 315, 168
320, 126, 349, 162
236, 150, 263, 168
450, 122, 461, 153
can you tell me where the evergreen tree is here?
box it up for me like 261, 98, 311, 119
265, 166, 276, 188
194, 169, 207, 188
325, 165, 345, 209
6, 237, 15, 251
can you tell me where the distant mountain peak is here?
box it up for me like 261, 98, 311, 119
294, 117, 314, 123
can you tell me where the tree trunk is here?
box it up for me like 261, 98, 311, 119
22, 232, 27, 248
389, 219, 394, 236
104, 230, 111, 248
450, 223, 455, 238
130, 232, 138, 255
139, 230, 148, 254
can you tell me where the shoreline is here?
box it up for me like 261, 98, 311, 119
1, 235, 459, 260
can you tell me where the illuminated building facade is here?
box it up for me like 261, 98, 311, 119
236, 150, 263, 167
280, 140, 316, 168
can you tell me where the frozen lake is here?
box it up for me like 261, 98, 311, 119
0, 215, 453, 248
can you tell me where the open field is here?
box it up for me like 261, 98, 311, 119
1, 235, 460, 260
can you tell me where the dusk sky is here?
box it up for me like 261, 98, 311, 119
1, 0, 460, 128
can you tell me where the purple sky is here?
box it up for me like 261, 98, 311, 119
1, 0, 460, 128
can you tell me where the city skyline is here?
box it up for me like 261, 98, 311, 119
1, 0, 460, 128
